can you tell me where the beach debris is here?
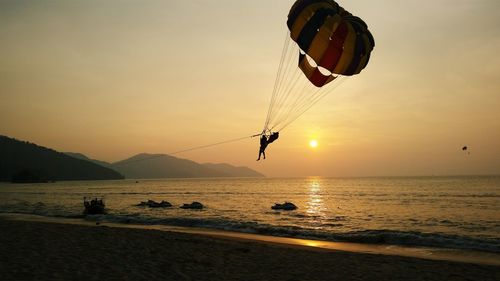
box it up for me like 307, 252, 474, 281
83, 197, 105, 215
136, 200, 172, 208
271, 202, 297, 211
180, 201, 204, 209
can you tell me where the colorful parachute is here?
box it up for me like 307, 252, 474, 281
262, 0, 374, 133
288, 0, 375, 87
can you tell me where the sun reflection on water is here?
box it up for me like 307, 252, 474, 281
306, 178, 326, 220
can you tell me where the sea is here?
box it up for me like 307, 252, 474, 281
0, 176, 499, 254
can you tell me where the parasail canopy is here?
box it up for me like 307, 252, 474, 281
288, 0, 375, 87
262, 0, 375, 134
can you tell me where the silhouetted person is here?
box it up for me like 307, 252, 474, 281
257, 132, 279, 161
257, 135, 268, 161
268, 132, 279, 143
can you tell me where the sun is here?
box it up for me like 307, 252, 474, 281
309, 139, 318, 148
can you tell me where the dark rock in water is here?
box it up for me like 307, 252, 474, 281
271, 202, 297, 211
136, 200, 172, 208
180, 201, 204, 209
136, 200, 149, 207
84, 197, 105, 215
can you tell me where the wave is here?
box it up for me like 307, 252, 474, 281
1, 202, 499, 254
0, 201, 83, 218
88, 213, 500, 254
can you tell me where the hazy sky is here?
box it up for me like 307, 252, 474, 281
1, 0, 499, 177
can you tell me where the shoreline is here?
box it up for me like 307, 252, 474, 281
1, 215, 499, 281
2, 213, 499, 266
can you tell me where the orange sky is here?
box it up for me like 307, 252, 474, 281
1, 0, 499, 177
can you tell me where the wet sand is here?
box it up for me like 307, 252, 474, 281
0, 218, 498, 281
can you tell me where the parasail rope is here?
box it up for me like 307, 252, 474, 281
265, 35, 297, 129
270, 63, 302, 125
114, 133, 261, 166
272, 79, 325, 129
270, 74, 311, 128
277, 75, 348, 132
266, 50, 296, 128
263, 32, 291, 132
261, 30, 350, 133
265, 32, 294, 131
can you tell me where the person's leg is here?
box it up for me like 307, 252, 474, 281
263, 151, 266, 159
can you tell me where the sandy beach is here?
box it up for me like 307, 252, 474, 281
0, 218, 498, 281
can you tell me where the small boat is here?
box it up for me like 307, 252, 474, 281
271, 202, 297, 211
180, 201, 204, 209
136, 200, 172, 208
83, 197, 105, 215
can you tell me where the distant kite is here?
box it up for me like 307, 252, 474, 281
462, 146, 470, 155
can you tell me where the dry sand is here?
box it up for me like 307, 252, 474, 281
0, 218, 498, 281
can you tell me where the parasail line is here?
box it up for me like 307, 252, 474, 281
168, 134, 258, 155
267, 61, 300, 127
270, 75, 312, 129
273, 80, 324, 128
266, 39, 298, 129
277, 78, 343, 131
264, 32, 291, 132
270, 65, 302, 125
114, 134, 260, 167
274, 76, 345, 131
277, 76, 348, 132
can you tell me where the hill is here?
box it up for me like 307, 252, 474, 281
64, 152, 113, 169
111, 153, 264, 179
0, 136, 124, 182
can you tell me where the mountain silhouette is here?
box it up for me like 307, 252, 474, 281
0, 135, 124, 182
111, 153, 264, 179
64, 152, 113, 169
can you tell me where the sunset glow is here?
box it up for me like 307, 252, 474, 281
0, 2, 498, 280
0, 1, 499, 177
309, 140, 318, 148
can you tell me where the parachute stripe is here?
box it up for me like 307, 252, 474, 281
290, 3, 325, 42
354, 35, 370, 74
366, 27, 375, 48
332, 22, 356, 74
318, 21, 347, 71
355, 33, 374, 74
307, 15, 341, 63
287, 0, 333, 30
296, 8, 334, 52
287, 0, 374, 80
344, 20, 366, 75
299, 53, 336, 87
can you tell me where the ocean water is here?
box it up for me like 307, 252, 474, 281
0, 176, 499, 253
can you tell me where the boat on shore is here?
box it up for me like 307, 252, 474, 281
83, 197, 105, 215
